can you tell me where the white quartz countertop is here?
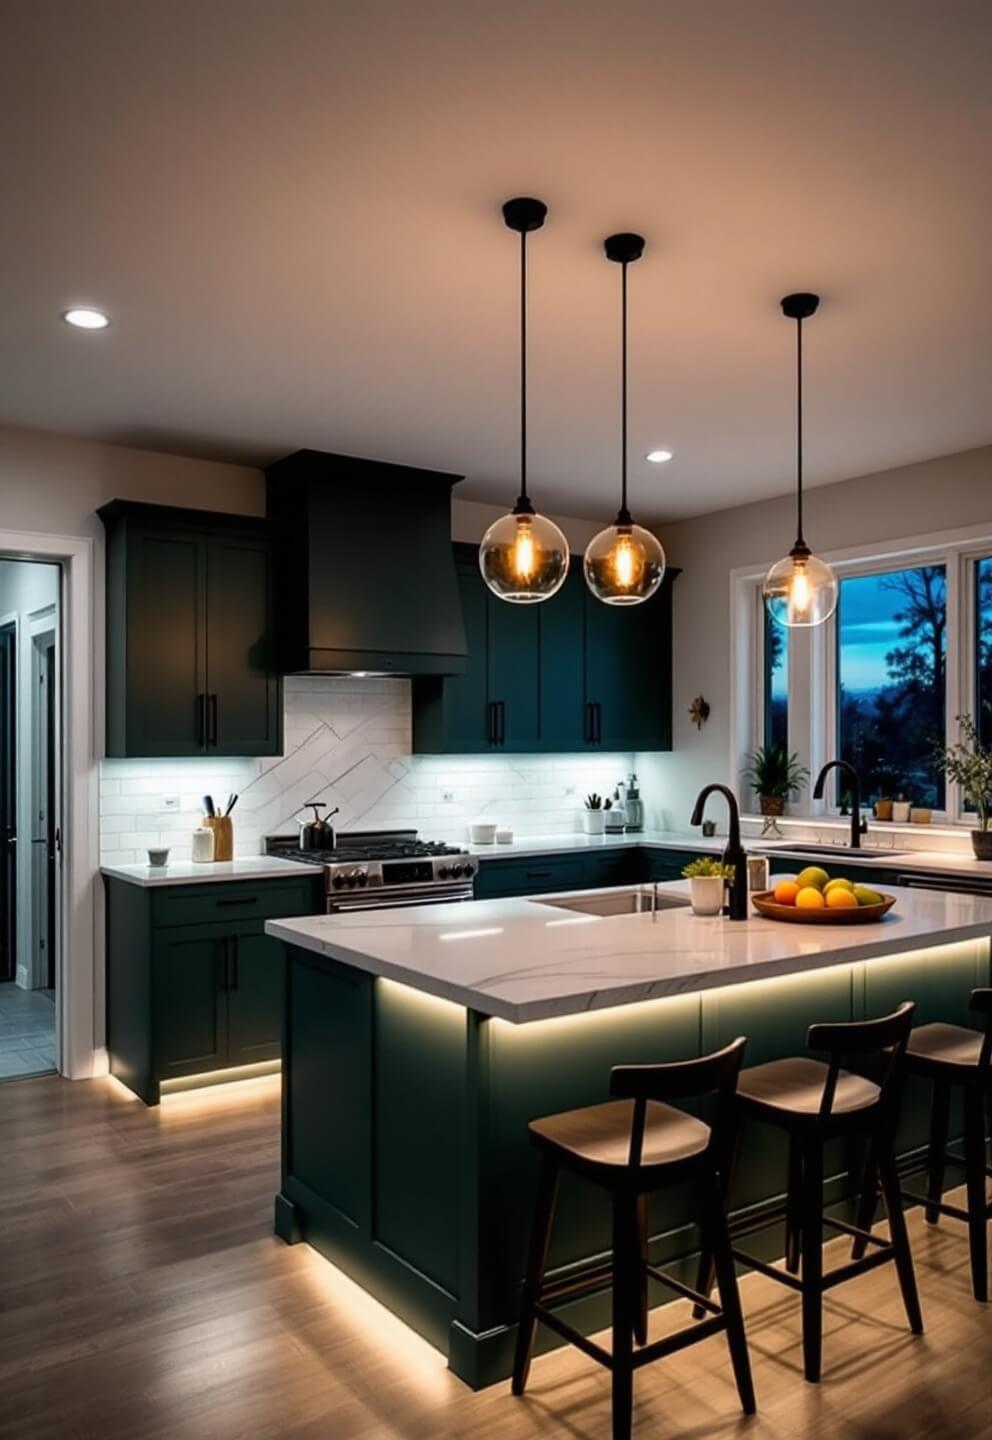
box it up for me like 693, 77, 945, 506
101, 856, 324, 887
460, 827, 992, 882
266, 880, 992, 1024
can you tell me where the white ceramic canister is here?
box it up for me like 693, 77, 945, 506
192, 826, 215, 863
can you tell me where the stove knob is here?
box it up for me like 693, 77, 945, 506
464, 863, 476, 879
345, 871, 358, 888
356, 869, 368, 887
331, 873, 346, 889
450, 863, 464, 879
438, 865, 451, 880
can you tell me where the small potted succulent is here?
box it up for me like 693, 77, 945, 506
583, 793, 606, 835
936, 714, 992, 860
682, 856, 735, 916
741, 744, 809, 817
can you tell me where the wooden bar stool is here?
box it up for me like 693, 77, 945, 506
511, 1038, 755, 1440
852, 988, 992, 1301
698, 1003, 922, 1384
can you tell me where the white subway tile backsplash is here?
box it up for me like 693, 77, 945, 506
99, 677, 637, 860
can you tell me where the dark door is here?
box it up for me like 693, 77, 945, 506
205, 534, 282, 756
438, 556, 490, 750
225, 925, 282, 1065
43, 637, 57, 991
488, 597, 540, 748
125, 528, 207, 755
0, 623, 15, 983
153, 926, 228, 1077
583, 595, 643, 748
538, 566, 587, 748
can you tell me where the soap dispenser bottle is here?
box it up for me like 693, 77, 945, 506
624, 773, 644, 832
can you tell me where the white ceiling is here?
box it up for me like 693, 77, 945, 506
1, 0, 989, 521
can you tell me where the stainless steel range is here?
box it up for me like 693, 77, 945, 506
266, 829, 477, 911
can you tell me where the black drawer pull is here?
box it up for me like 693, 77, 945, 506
215, 896, 257, 907
526, 870, 553, 880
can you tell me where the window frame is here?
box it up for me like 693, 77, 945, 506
733, 521, 992, 830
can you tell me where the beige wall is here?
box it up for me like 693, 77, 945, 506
637, 445, 992, 830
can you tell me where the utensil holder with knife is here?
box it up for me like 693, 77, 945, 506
203, 815, 233, 861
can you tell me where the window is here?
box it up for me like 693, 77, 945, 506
763, 607, 788, 750
976, 557, 992, 750
836, 564, 946, 808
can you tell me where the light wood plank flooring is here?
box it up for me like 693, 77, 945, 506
1, 1073, 989, 1440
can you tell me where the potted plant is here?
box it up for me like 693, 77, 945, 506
583, 793, 606, 835
936, 714, 992, 860
682, 856, 735, 916
741, 744, 809, 817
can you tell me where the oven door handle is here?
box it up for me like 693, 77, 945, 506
897, 873, 992, 897
330, 890, 473, 912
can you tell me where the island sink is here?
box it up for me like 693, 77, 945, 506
537, 886, 690, 918
760, 842, 912, 860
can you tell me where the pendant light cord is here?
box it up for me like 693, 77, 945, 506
515, 227, 533, 515
618, 260, 631, 525
795, 314, 805, 549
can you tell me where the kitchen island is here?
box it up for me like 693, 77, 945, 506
267, 882, 992, 1387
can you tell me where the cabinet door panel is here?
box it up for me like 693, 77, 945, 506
226, 926, 283, 1064
539, 568, 587, 748
152, 927, 226, 1077
489, 598, 540, 748
126, 529, 206, 756
206, 535, 282, 756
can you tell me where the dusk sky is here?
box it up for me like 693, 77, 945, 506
839, 567, 946, 694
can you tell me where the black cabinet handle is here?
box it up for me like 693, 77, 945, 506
197, 693, 207, 749
593, 702, 602, 744
228, 935, 239, 991
584, 702, 594, 743
208, 693, 219, 747
487, 700, 497, 746
525, 870, 554, 880
215, 895, 256, 907
216, 937, 229, 991
496, 700, 505, 746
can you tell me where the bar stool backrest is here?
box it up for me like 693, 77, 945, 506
968, 987, 992, 1076
806, 1001, 915, 1121
609, 1037, 747, 1173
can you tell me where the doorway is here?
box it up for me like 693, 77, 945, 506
0, 559, 62, 1080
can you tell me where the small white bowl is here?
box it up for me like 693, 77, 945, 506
496, 828, 514, 844
468, 821, 498, 845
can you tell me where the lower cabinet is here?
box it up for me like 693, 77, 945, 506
473, 846, 695, 900
107, 874, 323, 1104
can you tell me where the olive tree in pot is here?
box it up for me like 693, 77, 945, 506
742, 744, 809, 817
936, 714, 992, 860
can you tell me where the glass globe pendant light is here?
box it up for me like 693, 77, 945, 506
762, 293, 838, 629
479, 198, 569, 604
584, 233, 666, 605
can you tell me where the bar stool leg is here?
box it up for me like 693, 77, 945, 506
634, 1194, 649, 1346
851, 1140, 878, 1261
511, 1155, 559, 1396
800, 1139, 824, 1383
612, 1192, 638, 1440
703, 1174, 756, 1415
876, 1140, 924, 1333
785, 1137, 803, 1273
963, 1087, 989, 1303
926, 1081, 950, 1226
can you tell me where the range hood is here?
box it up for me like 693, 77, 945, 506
265, 450, 467, 675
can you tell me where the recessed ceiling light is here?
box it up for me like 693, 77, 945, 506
62, 307, 110, 330
645, 449, 673, 464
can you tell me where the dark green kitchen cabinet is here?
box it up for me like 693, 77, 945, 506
99, 500, 282, 757
106, 872, 323, 1104
412, 546, 678, 753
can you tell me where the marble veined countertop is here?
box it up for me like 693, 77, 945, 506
266, 880, 992, 1024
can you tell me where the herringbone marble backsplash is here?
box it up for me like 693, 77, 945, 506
99, 677, 636, 863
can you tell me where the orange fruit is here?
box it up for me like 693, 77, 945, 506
825, 887, 858, 909
773, 879, 800, 906
795, 886, 826, 910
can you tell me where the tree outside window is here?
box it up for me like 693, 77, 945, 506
977, 557, 992, 751
764, 608, 788, 751
837, 565, 946, 808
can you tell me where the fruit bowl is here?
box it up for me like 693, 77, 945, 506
751, 891, 897, 925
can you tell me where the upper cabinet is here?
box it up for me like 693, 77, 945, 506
412, 544, 677, 754
99, 502, 282, 758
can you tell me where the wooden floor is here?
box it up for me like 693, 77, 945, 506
2, 1074, 990, 1440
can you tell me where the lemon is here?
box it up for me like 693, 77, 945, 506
823, 877, 854, 895
825, 887, 858, 909
853, 885, 884, 907
796, 866, 830, 892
